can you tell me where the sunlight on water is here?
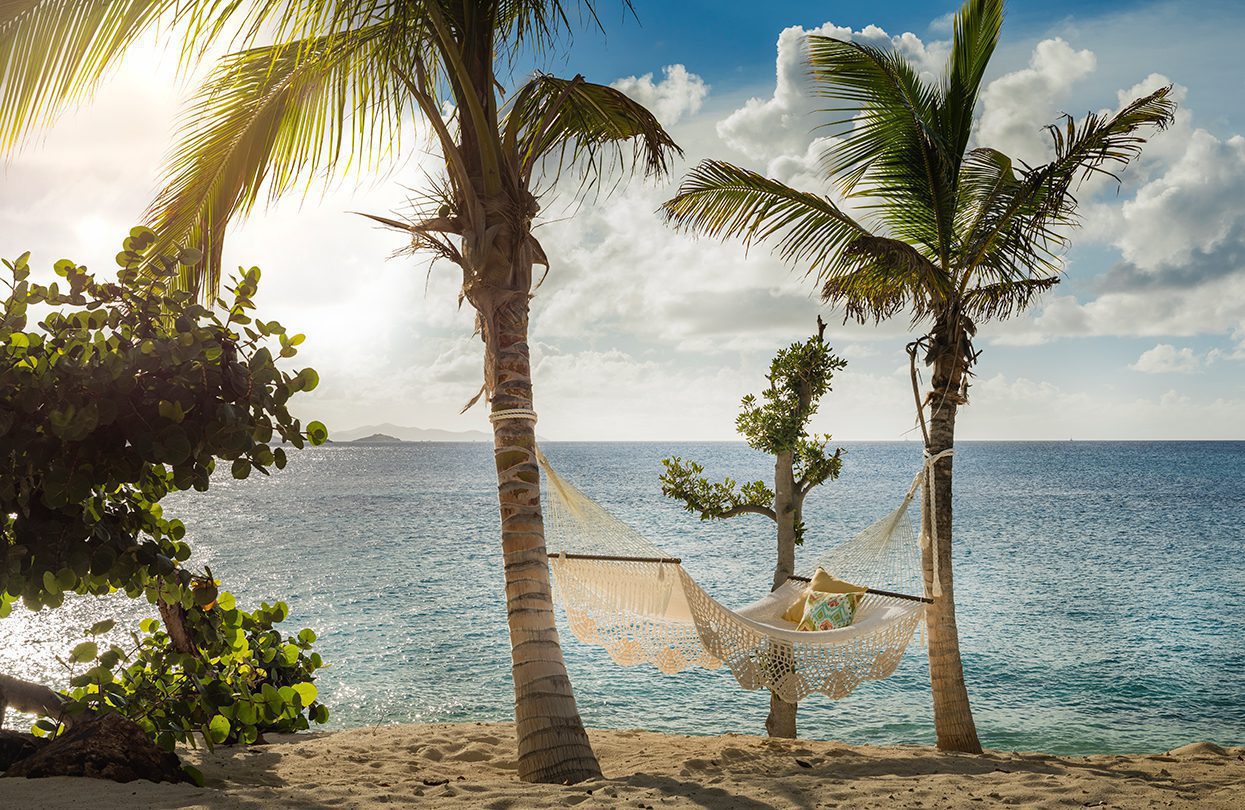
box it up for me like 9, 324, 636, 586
2, 441, 1242, 754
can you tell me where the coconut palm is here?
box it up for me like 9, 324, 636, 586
662, 0, 1173, 752
1, 0, 679, 783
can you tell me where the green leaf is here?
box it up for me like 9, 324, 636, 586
291, 682, 317, 707
88, 619, 116, 636
159, 400, 185, 423
70, 641, 98, 663
298, 368, 319, 392
208, 714, 231, 744
235, 700, 257, 726
306, 420, 328, 446
56, 567, 77, 590
182, 764, 206, 787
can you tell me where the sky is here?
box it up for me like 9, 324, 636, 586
3, 1, 1245, 441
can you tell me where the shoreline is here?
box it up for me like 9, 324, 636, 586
2, 722, 1242, 808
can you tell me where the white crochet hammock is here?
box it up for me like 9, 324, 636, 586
537, 451, 946, 704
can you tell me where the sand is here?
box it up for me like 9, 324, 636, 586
1, 723, 1242, 808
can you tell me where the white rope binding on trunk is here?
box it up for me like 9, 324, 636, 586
489, 408, 538, 423
912, 449, 954, 598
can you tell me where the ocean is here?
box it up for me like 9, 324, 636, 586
2, 441, 1242, 755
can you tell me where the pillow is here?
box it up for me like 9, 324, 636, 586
781, 568, 867, 623
797, 590, 860, 632
809, 568, 867, 595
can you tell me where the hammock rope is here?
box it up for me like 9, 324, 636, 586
537, 451, 941, 703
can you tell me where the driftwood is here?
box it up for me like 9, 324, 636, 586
0, 673, 68, 729
0, 729, 46, 770
3, 712, 189, 783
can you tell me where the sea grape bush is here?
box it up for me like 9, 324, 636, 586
0, 230, 326, 609
0, 230, 329, 748
53, 594, 327, 751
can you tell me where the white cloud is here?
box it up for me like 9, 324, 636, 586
611, 64, 708, 127
4, 13, 1244, 442
1130, 344, 1201, 374
976, 38, 1097, 164
976, 49, 1245, 364
1101, 130, 1245, 274
716, 23, 947, 164
965, 374, 1244, 439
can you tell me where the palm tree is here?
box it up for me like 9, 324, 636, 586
1, 0, 678, 783
662, 0, 1173, 753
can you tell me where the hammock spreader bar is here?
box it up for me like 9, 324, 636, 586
557, 552, 684, 565
786, 575, 933, 605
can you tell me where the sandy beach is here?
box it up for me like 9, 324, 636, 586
1, 723, 1241, 809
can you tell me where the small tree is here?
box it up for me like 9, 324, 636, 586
0, 233, 329, 763
659, 318, 845, 738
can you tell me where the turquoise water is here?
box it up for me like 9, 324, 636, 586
2, 441, 1242, 754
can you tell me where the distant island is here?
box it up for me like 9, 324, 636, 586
347, 433, 404, 445
331, 422, 548, 443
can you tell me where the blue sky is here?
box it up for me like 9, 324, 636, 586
543, 0, 1136, 78
3, 0, 1244, 440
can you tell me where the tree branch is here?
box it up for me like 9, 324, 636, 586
719, 504, 777, 520
0, 672, 69, 727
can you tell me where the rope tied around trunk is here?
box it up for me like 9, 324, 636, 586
489, 408, 538, 423
911, 449, 954, 598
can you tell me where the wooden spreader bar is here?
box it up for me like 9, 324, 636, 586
786, 575, 933, 605
554, 552, 683, 565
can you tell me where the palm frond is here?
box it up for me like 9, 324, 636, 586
957, 86, 1176, 290
145, 22, 410, 294
953, 146, 1067, 284
662, 160, 957, 323
504, 72, 679, 187
0, 0, 177, 150
1043, 85, 1176, 188
959, 276, 1059, 321
663, 160, 868, 271
937, 0, 1003, 162
820, 233, 956, 324
819, 266, 926, 325
494, 0, 633, 57
806, 34, 957, 266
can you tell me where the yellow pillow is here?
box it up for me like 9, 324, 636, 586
810, 568, 867, 595
781, 568, 867, 623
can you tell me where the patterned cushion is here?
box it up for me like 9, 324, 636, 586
781, 568, 868, 623
796, 590, 860, 632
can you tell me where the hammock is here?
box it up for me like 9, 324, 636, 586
537, 452, 943, 704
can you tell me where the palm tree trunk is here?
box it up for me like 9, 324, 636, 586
488, 293, 602, 784
766, 450, 798, 739
921, 341, 983, 754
